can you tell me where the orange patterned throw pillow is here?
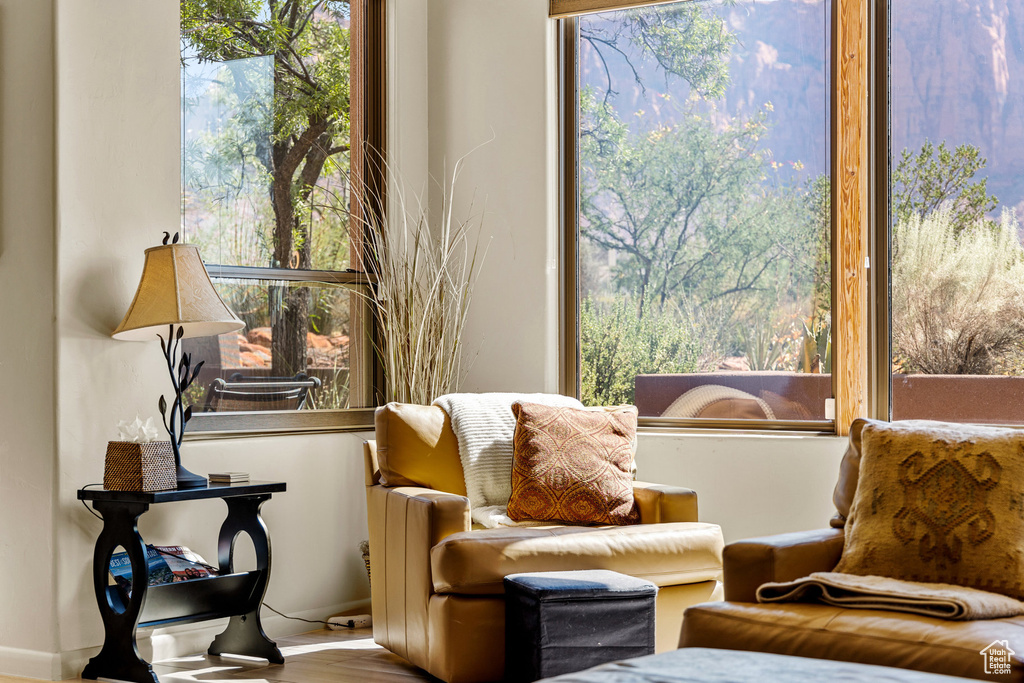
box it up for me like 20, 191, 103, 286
507, 402, 640, 525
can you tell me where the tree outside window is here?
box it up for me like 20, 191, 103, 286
575, 0, 832, 420
180, 0, 371, 419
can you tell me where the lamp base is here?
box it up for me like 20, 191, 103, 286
176, 464, 208, 489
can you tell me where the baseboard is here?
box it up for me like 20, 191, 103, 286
57, 598, 373, 680
0, 644, 62, 680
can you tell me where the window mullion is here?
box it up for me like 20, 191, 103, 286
832, 0, 871, 435
559, 17, 580, 398
868, 0, 891, 422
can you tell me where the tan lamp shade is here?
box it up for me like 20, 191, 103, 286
112, 243, 244, 341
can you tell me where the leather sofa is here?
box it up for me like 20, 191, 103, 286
364, 402, 725, 683
679, 419, 1024, 681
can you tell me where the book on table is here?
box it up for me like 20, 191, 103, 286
108, 545, 217, 597
209, 471, 250, 483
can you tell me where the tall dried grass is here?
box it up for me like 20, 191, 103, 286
353, 155, 488, 404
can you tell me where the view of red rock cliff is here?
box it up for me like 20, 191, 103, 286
588, 0, 1024, 215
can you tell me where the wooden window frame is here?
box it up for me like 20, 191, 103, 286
551, 0, 686, 19
183, 0, 387, 438
558, 0, 871, 435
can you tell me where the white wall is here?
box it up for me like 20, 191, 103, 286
426, 0, 561, 393
389, 0, 430, 195
638, 432, 846, 541
49, 1, 372, 678
0, 0, 59, 677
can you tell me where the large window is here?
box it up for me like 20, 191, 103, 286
886, 0, 1024, 424
564, 0, 1024, 433
563, 0, 834, 427
180, 0, 384, 433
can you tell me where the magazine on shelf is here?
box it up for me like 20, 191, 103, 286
108, 545, 217, 597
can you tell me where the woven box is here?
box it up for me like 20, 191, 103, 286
104, 441, 176, 491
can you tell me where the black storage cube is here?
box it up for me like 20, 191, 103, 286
504, 570, 657, 683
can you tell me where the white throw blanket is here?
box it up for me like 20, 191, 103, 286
432, 392, 583, 527
471, 505, 545, 529
757, 572, 1024, 620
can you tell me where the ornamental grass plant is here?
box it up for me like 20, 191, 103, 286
353, 154, 488, 405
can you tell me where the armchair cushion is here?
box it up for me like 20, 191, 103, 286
430, 521, 723, 595
723, 528, 845, 603
508, 402, 640, 525
374, 403, 468, 496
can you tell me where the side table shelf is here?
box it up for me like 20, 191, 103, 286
78, 481, 287, 683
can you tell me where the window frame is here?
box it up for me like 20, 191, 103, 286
869, 0, 891, 424
183, 0, 387, 438
557, 0, 872, 436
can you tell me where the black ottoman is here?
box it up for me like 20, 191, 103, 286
504, 570, 657, 683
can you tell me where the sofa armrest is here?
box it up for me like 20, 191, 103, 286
365, 483, 471, 664
633, 481, 699, 523
723, 527, 845, 603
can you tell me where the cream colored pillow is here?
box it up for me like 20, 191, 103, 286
836, 420, 1024, 601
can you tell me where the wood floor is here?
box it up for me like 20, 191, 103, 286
0, 628, 435, 683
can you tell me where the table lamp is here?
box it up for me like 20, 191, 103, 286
112, 233, 244, 488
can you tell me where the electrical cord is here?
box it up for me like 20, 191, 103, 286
261, 603, 355, 628
80, 488, 353, 629
81, 484, 105, 521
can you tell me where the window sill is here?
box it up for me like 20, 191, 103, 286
184, 408, 375, 440
638, 417, 836, 437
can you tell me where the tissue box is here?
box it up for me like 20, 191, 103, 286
104, 441, 176, 491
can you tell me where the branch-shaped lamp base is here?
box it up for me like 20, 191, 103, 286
176, 464, 208, 489
159, 324, 208, 490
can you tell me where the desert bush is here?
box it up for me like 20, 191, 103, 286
799, 316, 831, 373
737, 309, 830, 374
581, 296, 717, 405
742, 316, 799, 371
892, 209, 1024, 374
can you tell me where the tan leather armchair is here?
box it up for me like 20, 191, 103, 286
364, 402, 724, 683
680, 419, 1024, 681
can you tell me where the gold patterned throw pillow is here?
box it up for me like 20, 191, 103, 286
506, 402, 640, 525
836, 420, 1024, 601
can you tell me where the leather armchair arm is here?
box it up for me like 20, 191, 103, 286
373, 485, 471, 548
723, 527, 845, 603
365, 483, 470, 665
633, 481, 699, 524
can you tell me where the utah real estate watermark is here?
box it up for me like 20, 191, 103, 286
981, 640, 1014, 675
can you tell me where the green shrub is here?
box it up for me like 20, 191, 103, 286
581, 296, 712, 405
892, 209, 1024, 374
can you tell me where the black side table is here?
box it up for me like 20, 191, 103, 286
78, 481, 287, 683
